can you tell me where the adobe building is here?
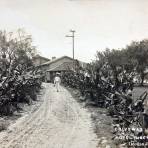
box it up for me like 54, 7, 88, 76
35, 55, 86, 82
32, 54, 50, 66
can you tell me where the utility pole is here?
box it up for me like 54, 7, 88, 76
66, 30, 75, 60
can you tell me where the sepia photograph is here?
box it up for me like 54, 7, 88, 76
0, 0, 148, 147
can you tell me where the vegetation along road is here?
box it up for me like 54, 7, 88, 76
0, 83, 98, 148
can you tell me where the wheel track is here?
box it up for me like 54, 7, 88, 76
0, 84, 50, 148
47, 86, 87, 148
0, 83, 97, 148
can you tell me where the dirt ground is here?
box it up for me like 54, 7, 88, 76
68, 86, 148, 148
0, 85, 147, 148
68, 88, 117, 148
0, 83, 98, 148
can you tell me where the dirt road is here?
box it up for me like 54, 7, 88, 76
0, 83, 97, 148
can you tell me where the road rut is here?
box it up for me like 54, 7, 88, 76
0, 83, 97, 148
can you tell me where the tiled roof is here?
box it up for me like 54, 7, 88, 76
47, 62, 73, 72
39, 56, 74, 66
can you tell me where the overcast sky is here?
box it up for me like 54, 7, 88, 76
0, 0, 148, 62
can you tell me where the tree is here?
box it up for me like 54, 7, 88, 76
126, 40, 148, 86
95, 49, 126, 85
0, 29, 36, 77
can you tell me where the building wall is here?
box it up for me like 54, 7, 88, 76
37, 56, 76, 82
44, 57, 74, 82
33, 57, 50, 66
40, 64, 49, 72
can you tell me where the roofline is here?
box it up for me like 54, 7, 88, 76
46, 62, 73, 72
33, 55, 50, 61
38, 56, 74, 67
